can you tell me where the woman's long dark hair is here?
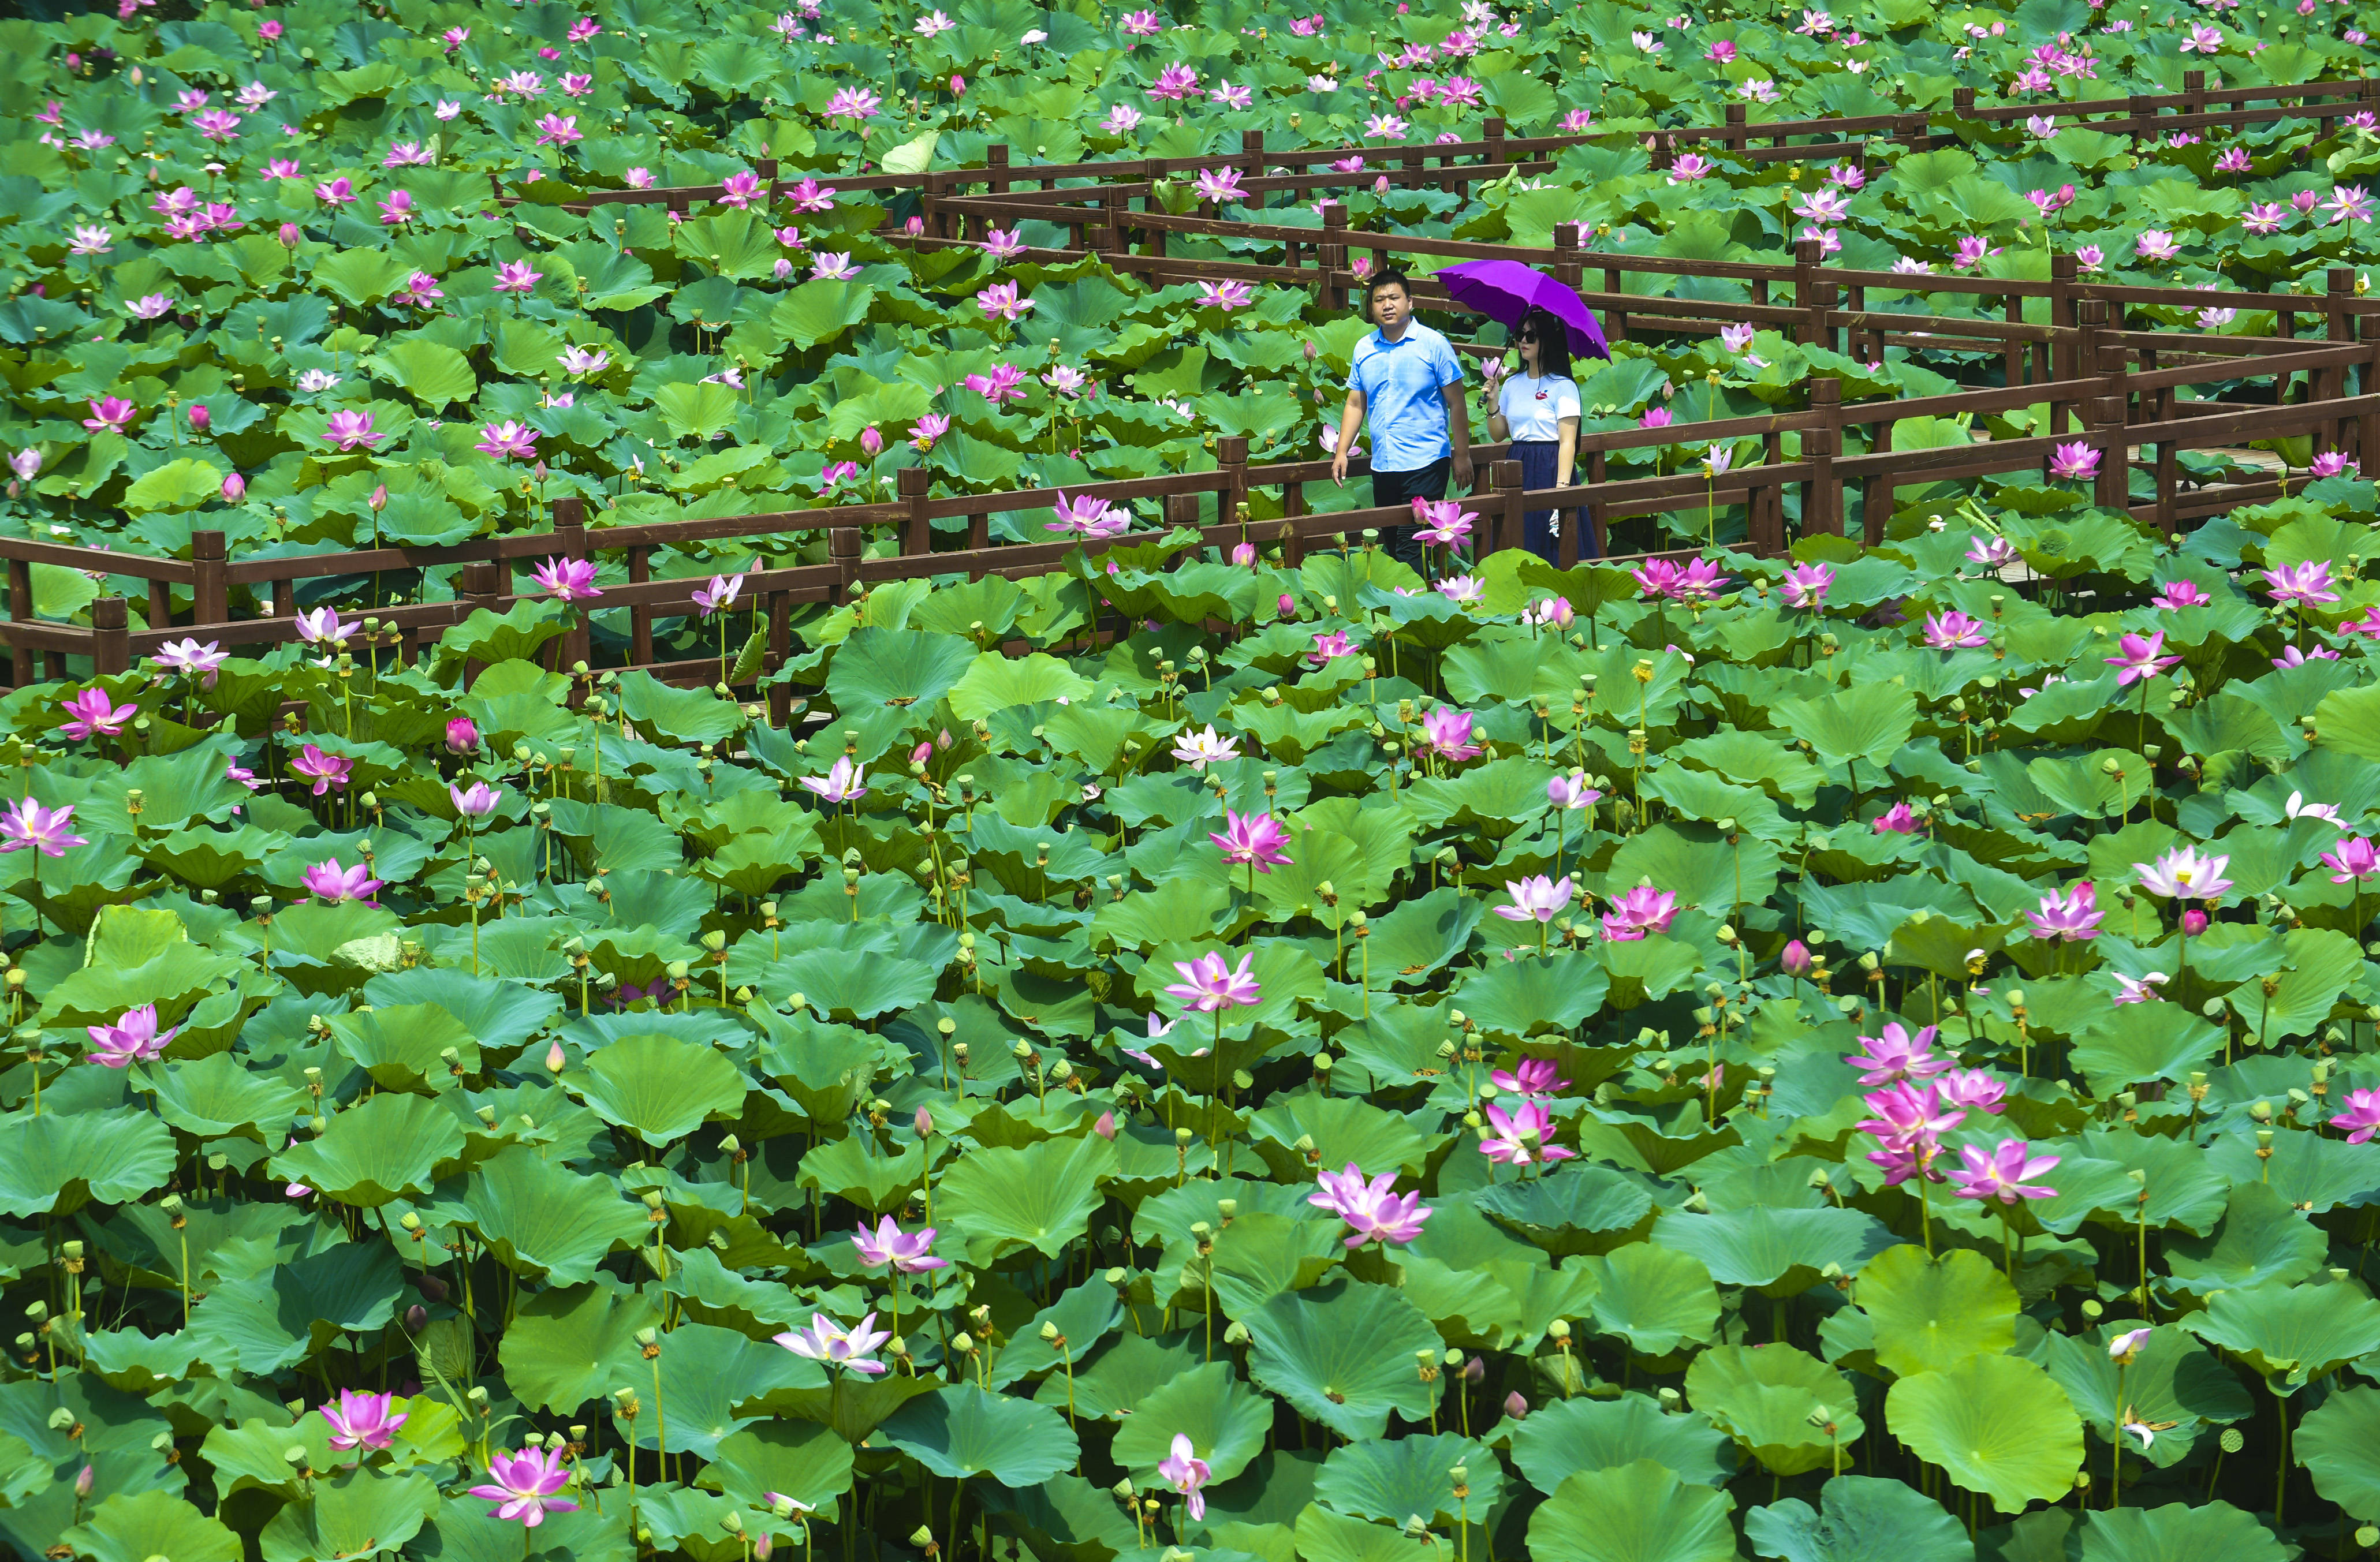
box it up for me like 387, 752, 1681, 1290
1519, 307, 1573, 383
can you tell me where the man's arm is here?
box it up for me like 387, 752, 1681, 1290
1442, 383, 1473, 492
1332, 387, 1366, 485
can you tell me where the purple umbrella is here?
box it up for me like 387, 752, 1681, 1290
1434, 259, 1610, 361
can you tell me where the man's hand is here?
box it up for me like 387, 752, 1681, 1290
1453, 455, 1475, 492
1331, 449, 1349, 486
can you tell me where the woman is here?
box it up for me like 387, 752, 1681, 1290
1483, 307, 1586, 563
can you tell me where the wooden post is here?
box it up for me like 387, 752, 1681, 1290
90, 594, 129, 678
900, 464, 934, 555
1483, 117, 1507, 166
626, 545, 654, 668
1493, 458, 1525, 558
2047, 253, 2079, 434
1216, 436, 1249, 532
1579, 449, 1607, 565
1144, 159, 1168, 258
551, 496, 590, 671
1551, 222, 1584, 293
1795, 236, 1831, 350
2183, 69, 2207, 121
192, 529, 228, 630
829, 524, 862, 604
457, 560, 502, 687
1724, 104, 1748, 155
2091, 395, 2130, 513
1320, 201, 1349, 311
1803, 378, 1842, 538
1950, 87, 1976, 130
1240, 129, 1264, 213
2128, 93, 2157, 144
2324, 266, 2356, 457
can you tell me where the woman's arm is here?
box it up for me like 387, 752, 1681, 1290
1555, 416, 1579, 487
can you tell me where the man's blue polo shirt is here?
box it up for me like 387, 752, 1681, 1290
1349, 321, 1465, 474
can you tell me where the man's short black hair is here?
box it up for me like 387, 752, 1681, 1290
1366, 267, 1413, 301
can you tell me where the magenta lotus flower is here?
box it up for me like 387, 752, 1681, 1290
467, 1445, 579, 1527
434, 718, 476, 756
1494, 875, 1574, 924
322, 410, 383, 451
2049, 442, 2101, 481
1196, 279, 1254, 310
2323, 836, 2380, 883
1419, 706, 1481, 761
2112, 972, 2169, 1006
2273, 644, 2342, 670
296, 607, 356, 646
83, 397, 136, 432
2310, 451, 2362, 480
1159, 1434, 1211, 1520
1936, 1067, 2009, 1115
153, 639, 227, 683
2331, 1088, 2380, 1144
692, 574, 744, 616
800, 756, 868, 804
774, 1312, 890, 1375
290, 745, 353, 797
851, 1217, 949, 1274
976, 281, 1034, 323
532, 556, 599, 602
319, 1389, 408, 1451
1412, 498, 1477, 548
2027, 881, 2102, 940
87, 1005, 177, 1068
2105, 630, 2178, 686
2153, 580, 2211, 609
1490, 1057, 1570, 1098
1210, 810, 1294, 873
2263, 560, 2340, 607
450, 782, 500, 819
964, 364, 1028, 404
1949, 1138, 2060, 1204
477, 421, 538, 459
1857, 1081, 1966, 1149
1779, 562, 1833, 610
1149, 62, 1202, 100
303, 857, 381, 902
58, 687, 136, 742
2133, 845, 2232, 901
491, 260, 543, 296
1310, 1164, 1432, 1247
1480, 1098, 1573, 1166
1307, 630, 1357, 666
908, 412, 950, 451
1045, 492, 1127, 539
1871, 802, 1918, 835
1866, 1139, 1942, 1187
1602, 884, 1677, 941
1164, 950, 1261, 1013
1923, 610, 1989, 649
1547, 772, 1601, 810
0, 799, 84, 857
1847, 1022, 1949, 1086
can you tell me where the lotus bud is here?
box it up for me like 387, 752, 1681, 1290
1093, 1110, 1116, 1139
405, 1303, 427, 1333
47, 1409, 72, 1430
1504, 1391, 1528, 1419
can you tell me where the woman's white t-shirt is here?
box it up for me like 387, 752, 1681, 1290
1497, 373, 1582, 441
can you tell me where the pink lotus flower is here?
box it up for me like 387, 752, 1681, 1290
532, 556, 599, 601
1149, 62, 1202, 101
2049, 442, 2101, 481
800, 757, 868, 804
2027, 881, 2102, 940
692, 574, 744, 616
319, 1389, 408, 1451
153, 639, 227, 682
1419, 706, 1480, 761
322, 410, 383, 451
1936, 1067, 2008, 1116
467, 1445, 579, 1527
2323, 836, 2380, 883
0, 799, 85, 857
491, 260, 543, 296
825, 87, 882, 122
476, 421, 539, 459
2134, 230, 2180, 261
1196, 279, 1254, 310
1480, 1098, 1573, 1165
1602, 885, 1677, 941
1547, 772, 1601, 810
1310, 1164, 1432, 1247
1412, 498, 1477, 549
2133, 845, 2232, 901
1870, 802, 1919, 835
2331, 1088, 2380, 1144
83, 397, 136, 432
58, 687, 136, 741
1780, 562, 1833, 609
87, 1005, 178, 1067
1949, 1138, 2060, 1204
301, 857, 380, 902
1307, 630, 1357, 665
2153, 580, 2210, 608
976, 281, 1034, 323
851, 1216, 949, 1273
1159, 1434, 1212, 1520
450, 782, 501, 820
1494, 875, 1574, 924
1922, 610, 1989, 649
296, 607, 356, 647
1848, 1022, 1949, 1085
192, 109, 243, 142
775, 1312, 890, 1374
2263, 560, 2340, 606
1857, 1081, 1967, 1149
2274, 645, 2343, 668
1210, 809, 1294, 873
1163, 950, 1262, 1012
2105, 630, 2178, 686
290, 745, 353, 797
1490, 1057, 1570, 1097
964, 364, 1028, 405
377, 190, 416, 226
1706, 38, 1737, 61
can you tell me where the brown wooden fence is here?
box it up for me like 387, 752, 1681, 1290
19, 79, 2375, 705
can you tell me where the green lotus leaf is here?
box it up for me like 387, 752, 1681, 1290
1770, 685, 1917, 776
1246, 1279, 1442, 1443
1884, 1355, 2083, 1512
1580, 1242, 1721, 1357
2294, 1384, 2380, 1522
2162, 1180, 2326, 1295
256, 1468, 441, 1562
1525, 1460, 1740, 1562
1743, 1476, 1971, 1562
2177, 1280, 2380, 1388
610, 1321, 822, 1458
879, 1384, 1080, 1485
1856, 1246, 2017, 1378
39, 935, 243, 1028
697, 1421, 857, 1514
268, 1090, 465, 1206
459, 1146, 650, 1284
947, 652, 1095, 719
1454, 953, 1610, 1040
1113, 1362, 1274, 1486
498, 1283, 667, 1414
1315, 1431, 1505, 1527
569, 1030, 748, 1146
2034, 1326, 2250, 1467
1473, 1165, 1656, 1257
0, 1108, 176, 1217
61, 1490, 239, 1562
986, 1281, 1126, 1390
1507, 1394, 1740, 1495
939, 1133, 1117, 1264
825, 626, 980, 712
329, 1003, 482, 1090
1649, 1206, 1894, 1295
2073, 1501, 2285, 1562
766, 948, 940, 1019
147, 1051, 309, 1143
1684, 1346, 1866, 1478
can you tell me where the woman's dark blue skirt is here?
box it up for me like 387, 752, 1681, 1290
1512, 439, 1592, 563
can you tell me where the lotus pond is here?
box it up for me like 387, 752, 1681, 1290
12, 0, 2380, 1561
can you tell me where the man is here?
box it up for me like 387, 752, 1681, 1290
1330, 268, 1473, 566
